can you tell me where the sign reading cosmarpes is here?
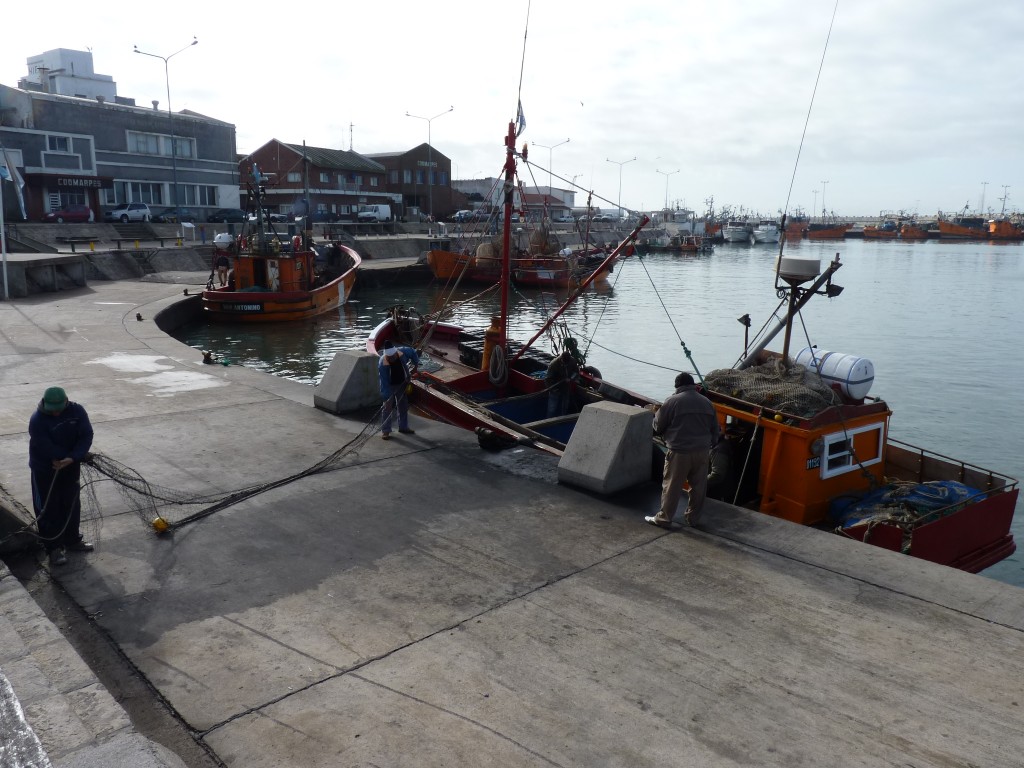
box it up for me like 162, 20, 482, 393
55, 176, 114, 189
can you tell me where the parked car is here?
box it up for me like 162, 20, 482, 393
103, 202, 152, 223
452, 210, 473, 222
247, 210, 290, 223
206, 208, 247, 223
152, 207, 200, 224
42, 204, 94, 223
553, 214, 574, 223
592, 213, 615, 222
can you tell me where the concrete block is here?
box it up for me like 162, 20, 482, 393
557, 401, 654, 494
313, 350, 381, 414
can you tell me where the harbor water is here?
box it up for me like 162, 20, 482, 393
174, 237, 1024, 586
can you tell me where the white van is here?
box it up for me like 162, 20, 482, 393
357, 204, 392, 222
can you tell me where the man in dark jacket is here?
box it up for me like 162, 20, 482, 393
378, 341, 420, 439
28, 387, 94, 566
646, 372, 720, 528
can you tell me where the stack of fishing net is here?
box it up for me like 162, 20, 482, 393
704, 358, 843, 420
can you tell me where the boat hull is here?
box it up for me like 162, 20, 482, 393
805, 223, 852, 240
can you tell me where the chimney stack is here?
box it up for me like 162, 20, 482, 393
152, 100, 160, 110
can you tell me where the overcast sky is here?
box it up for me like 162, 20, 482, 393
4, 1, 1022, 218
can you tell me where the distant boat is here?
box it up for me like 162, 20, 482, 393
862, 220, 899, 239
986, 218, 1024, 241
937, 214, 988, 239
752, 220, 781, 244
722, 220, 753, 243
805, 221, 852, 240
898, 221, 931, 240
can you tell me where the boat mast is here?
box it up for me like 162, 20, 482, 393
302, 141, 311, 248
499, 120, 517, 350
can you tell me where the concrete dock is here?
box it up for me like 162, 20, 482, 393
2, 273, 1024, 767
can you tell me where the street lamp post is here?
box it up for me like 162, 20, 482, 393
656, 168, 680, 210
134, 38, 198, 211
606, 156, 636, 218
405, 106, 453, 219
533, 138, 569, 197
820, 179, 829, 220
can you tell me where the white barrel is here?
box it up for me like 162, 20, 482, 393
775, 255, 821, 282
793, 347, 874, 400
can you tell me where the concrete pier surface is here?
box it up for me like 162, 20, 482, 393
2, 276, 1024, 767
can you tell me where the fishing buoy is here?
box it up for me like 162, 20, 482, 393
774, 414, 784, 422
152, 517, 170, 533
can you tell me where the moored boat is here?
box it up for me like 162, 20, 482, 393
937, 215, 987, 239
721, 220, 753, 243
201, 165, 360, 322
862, 220, 899, 238
805, 221, 852, 240
369, 120, 657, 454
700, 253, 1018, 572
898, 220, 931, 239
752, 220, 781, 244
987, 218, 1024, 241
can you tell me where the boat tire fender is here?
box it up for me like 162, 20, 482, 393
582, 365, 602, 380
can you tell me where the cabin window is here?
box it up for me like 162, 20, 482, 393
819, 422, 885, 480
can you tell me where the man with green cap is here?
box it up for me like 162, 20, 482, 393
28, 386, 95, 566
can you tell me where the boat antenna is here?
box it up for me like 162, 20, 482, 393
777, 0, 840, 263
516, 1, 531, 109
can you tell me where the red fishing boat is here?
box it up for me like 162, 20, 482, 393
805, 221, 852, 240
368, 120, 656, 454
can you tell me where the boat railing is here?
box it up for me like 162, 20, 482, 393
885, 437, 1019, 495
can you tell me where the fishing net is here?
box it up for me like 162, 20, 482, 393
0, 407, 386, 549
704, 358, 843, 419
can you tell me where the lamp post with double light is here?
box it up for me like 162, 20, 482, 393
533, 138, 569, 198
606, 156, 636, 219
134, 38, 198, 212
405, 106, 453, 219
656, 168, 680, 211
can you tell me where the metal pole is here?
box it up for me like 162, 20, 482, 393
606, 157, 636, 218
0, 170, 7, 300
533, 138, 569, 197
405, 106, 453, 219
134, 38, 198, 213
656, 168, 679, 210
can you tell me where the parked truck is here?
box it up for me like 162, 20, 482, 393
357, 204, 392, 223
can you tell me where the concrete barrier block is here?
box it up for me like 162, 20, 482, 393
314, 350, 381, 413
557, 402, 654, 494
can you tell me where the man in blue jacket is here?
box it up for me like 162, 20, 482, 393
28, 387, 94, 566
646, 372, 720, 529
378, 341, 420, 440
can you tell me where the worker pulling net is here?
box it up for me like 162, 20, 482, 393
81, 415, 381, 533
0, 413, 384, 552
703, 358, 843, 420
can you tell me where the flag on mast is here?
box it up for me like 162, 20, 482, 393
515, 100, 526, 137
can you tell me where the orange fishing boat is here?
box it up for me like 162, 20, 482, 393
805, 221, 852, 240
898, 221, 930, 240
861, 220, 899, 238
701, 253, 1018, 572
201, 165, 360, 322
987, 218, 1024, 241
937, 215, 987, 239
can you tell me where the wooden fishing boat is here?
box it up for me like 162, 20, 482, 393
937, 215, 987, 239
201, 235, 360, 322
368, 120, 656, 455
898, 221, 931, 240
701, 253, 1018, 572
805, 221, 852, 240
862, 220, 899, 239
987, 218, 1024, 241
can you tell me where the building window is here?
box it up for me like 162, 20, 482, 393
287, 172, 301, 183
389, 170, 399, 184
319, 172, 330, 183
196, 186, 218, 206
166, 136, 194, 159
47, 135, 71, 152
129, 132, 160, 155
403, 169, 412, 184
370, 176, 379, 187
353, 175, 362, 187
439, 172, 448, 185
129, 182, 164, 205
415, 170, 425, 184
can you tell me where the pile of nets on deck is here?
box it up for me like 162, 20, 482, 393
829, 480, 983, 531
704, 358, 843, 419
